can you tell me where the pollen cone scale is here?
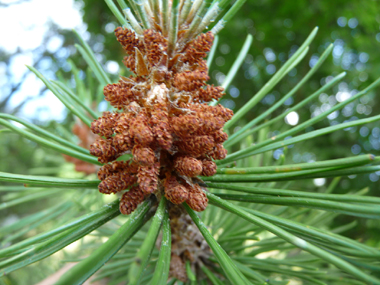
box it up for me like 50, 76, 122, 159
90, 0, 233, 214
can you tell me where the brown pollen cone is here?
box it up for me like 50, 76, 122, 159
90, 27, 232, 215
120, 186, 146, 215
164, 173, 189, 204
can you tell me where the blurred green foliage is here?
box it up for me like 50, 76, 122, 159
0, 1, 380, 283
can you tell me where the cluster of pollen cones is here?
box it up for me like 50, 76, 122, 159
90, 26, 232, 215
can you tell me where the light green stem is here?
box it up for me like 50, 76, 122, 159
216, 154, 375, 174
55, 199, 154, 285
226, 43, 333, 145
225, 72, 346, 147
207, 193, 380, 284
133, 0, 151, 29
210, 34, 253, 106
0, 113, 89, 155
224, 27, 318, 129
179, 0, 193, 26
123, 8, 144, 34
0, 119, 100, 165
221, 78, 380, 164
128, 197, 167, 285
105, 0, 132, 29
167, 0, 180, 59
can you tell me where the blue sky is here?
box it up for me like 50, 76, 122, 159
0, 0, 83, 121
